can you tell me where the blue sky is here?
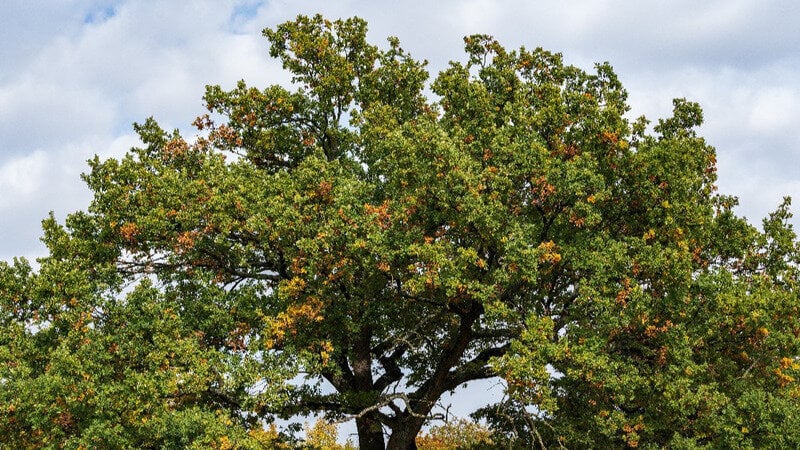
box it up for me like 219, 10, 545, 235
1, 0, 799, 435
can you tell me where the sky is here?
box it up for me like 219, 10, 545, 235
2, 0, 799, 434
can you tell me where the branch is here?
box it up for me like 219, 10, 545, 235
331, 393, 444, 426
410, 301, 483, 410
442, 343, 510, 393
374, 344, 408, 391
472, 327, 518, 340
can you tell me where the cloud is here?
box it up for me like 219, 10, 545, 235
0, 148, 78, 261
0, 78, 117, 156
0, 1, 91, 81
0, 151, 47, 208
748, 86, 800, 133
447, 0, 503, 33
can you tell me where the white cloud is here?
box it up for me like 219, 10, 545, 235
449, 0, 502, 33
748, 86, 799, 133
0, 151, 47, 208
103, 132, 144, 161
0, 78, 117, 154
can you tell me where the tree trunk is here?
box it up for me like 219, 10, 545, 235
386, 417, 425, 450
356, 414, 386, 450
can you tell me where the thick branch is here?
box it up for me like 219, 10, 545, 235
441, 343, 510, 393
321, 350, 355, 393
409, 301, 483, 414
374, 344, 408, 391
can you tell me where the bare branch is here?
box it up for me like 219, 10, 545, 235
331, 393, 444, 426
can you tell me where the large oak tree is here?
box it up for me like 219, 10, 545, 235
2, 15, 800, 449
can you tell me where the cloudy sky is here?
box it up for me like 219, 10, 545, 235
1, 0, 799, 435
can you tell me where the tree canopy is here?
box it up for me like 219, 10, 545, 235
2, 14, 800, 450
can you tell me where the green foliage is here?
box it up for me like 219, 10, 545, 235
0, 230, 273, 448
3, 13, 800, 450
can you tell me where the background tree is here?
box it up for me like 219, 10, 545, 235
415, 418, 495, 449
2, 14, 799, 450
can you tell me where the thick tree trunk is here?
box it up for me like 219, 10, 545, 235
356, 414, 386, 450
386, 417, 425, 450
351, 324, 385, 449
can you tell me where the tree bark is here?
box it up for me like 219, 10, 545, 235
386, 417, 425, 450
352, 323, 386, 449
356, 413, 386, 450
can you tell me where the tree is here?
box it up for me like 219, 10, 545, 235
2, 14, 800, 449
415, 418, 495, 449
